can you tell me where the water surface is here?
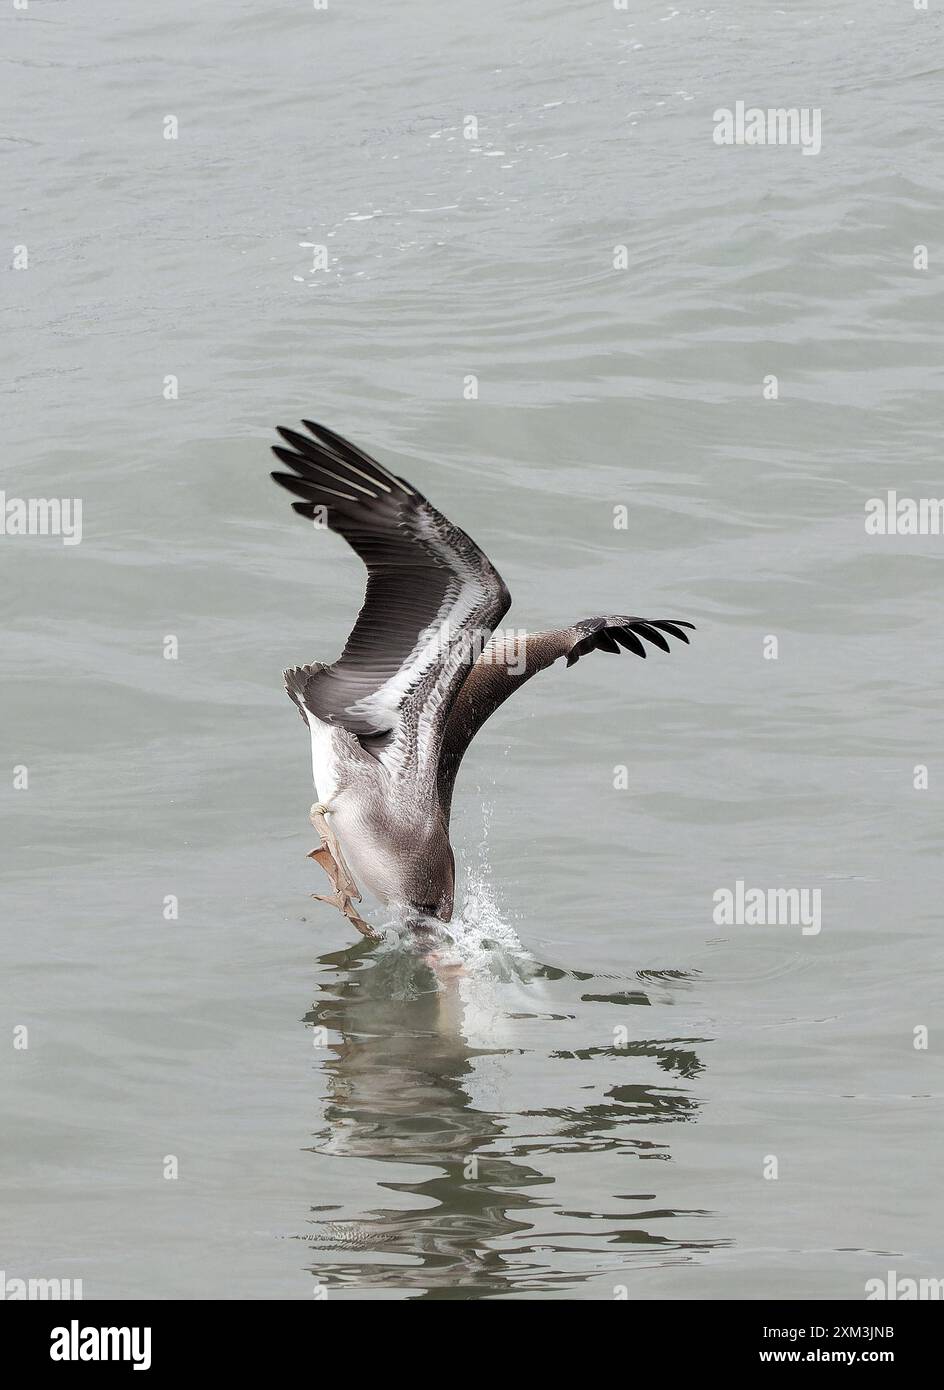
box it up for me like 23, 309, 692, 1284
3, 0, 942, 1299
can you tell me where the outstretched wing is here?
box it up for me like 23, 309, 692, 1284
271, 419, 510, 778
438, 616, 694, 813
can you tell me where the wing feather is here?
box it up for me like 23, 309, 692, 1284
271, 420, 510, 777
438, 615, 695, 813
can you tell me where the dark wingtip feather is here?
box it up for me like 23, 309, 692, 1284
271, 470, 315, 501
649, 620, 692, 643
613, 627, 647, 658
302, 419, 416, 496
629, 621, 671, 653
272, 443, 306, 469
276, 425, 319, 454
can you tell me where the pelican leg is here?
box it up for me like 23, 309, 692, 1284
308, 803, 380, 941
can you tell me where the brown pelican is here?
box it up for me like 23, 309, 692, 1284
271, 420, 694, 938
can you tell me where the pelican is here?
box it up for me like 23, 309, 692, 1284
270, 419, 694, 937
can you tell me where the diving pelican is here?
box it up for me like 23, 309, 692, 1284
270, 419, 693, 937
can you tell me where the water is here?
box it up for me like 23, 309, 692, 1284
3, 0, 942, 1299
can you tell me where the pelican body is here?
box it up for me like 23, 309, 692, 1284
270, 420, 693, 928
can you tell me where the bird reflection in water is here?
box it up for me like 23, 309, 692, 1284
294, 910, 722, 1299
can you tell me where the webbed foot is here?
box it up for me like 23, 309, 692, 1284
307, 803, 380, 942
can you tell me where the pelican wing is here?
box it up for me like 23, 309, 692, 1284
271, 420, 510, 776
438, 616, 694, 812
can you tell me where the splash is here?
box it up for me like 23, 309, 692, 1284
377, 805, 532, 965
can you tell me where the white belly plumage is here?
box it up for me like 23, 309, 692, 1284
305, 710, 403, 905
305, 710, 343, 805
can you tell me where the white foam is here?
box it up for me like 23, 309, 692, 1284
368, 805, 543, 1050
